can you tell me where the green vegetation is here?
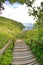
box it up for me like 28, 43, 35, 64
0, 0, 43, 64
0, 17, 24, 49
30, 42, 43, 65
19, 6, 43, 64
0, 33, 12, 49
0, 17, 24, 65
9, 0, 25, 3
0, 42, 13, 65
1, 0, 25, 3
19, 28, 43, 65
22, 1, 43, 65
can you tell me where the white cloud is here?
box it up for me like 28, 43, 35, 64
0, 0, 43, 24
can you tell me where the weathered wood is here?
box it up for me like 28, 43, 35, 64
12, 39, 39, 65
0, 39, 13, 55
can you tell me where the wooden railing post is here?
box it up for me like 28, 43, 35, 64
30, 38, 33, 46
12, 38, 14, 47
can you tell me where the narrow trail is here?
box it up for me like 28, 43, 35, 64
12, 39, 39, 65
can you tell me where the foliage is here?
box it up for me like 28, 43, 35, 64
9, 0, 25, 3
0, 42, 13, 65
30, 42, 43, 65
25, 1, 43, 64
19, 29, 38, 40
0, 33, 12, 49
0, 17, 24, 65
26, 0, 35, 7
0, 17, 24, 49
1, 0, 25, 3
19, 28, 43, 64
0, 0, 4, 2
27, 0, 43, 43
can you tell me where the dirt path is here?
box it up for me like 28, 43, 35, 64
12, 39, 39, 65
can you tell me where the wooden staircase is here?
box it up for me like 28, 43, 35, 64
12, 39, 39, 65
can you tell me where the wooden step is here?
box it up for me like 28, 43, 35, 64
14, 46, 28, 49
14, 53, 34, 57
13, 51, 32, 55
12, 39, 39, 65
27, 61, 39, 65
12, 61, 39, 65
14, 57, 36, 62
13, 56, 35, 61
34, 63, 39, 65
13, 48, 28, 52
13, 55, 35, 59
15, 43, 28, 45
13, 51, 32, 54
12, 58, 36, 65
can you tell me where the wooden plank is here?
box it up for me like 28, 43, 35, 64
12, 39, 39, 65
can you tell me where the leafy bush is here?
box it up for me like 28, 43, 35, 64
0, 42, 13, 65
19, 28, 43, 65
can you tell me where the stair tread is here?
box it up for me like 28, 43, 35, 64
12, 58, 36, 64
14, 54, 34, 57
13, 48, 28, 52
12, 39, 39, 65
14, 46, 28, 49
14, 56, 35, 61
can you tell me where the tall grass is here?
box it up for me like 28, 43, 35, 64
0, 17, 24, 48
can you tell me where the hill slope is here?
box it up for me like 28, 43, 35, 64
0, 17, 24, 49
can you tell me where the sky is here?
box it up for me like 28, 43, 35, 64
0, 0, 43, 24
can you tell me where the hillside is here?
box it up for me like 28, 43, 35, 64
0, 17, 24, 65
0, 17, 24, 49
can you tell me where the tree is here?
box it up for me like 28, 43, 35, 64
26, 0, 43, 44
0, 2, 4, 14
1, 0, 25, 3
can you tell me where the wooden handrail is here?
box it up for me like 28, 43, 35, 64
0, 39, 14, 55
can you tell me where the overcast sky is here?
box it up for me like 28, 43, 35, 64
0, 0, 43, 24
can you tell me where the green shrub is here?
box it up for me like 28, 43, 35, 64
0, 42, 13, 65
